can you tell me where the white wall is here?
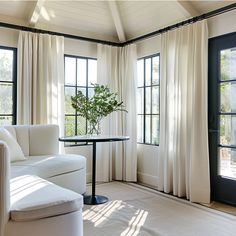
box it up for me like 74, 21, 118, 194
135, 9, 236, 188
0, 28, 18, 47
208, 9, 236, 38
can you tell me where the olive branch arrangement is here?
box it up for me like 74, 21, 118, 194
71, 84, 127, 135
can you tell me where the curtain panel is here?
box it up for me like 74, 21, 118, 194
158, 20, 210, 203
97, 44, 137, 182
17, 31, 64, 131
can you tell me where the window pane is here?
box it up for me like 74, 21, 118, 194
0, 83, 12, 114
88, 59, 97, 85
219, 147, 236, 179
0, 49, 13, 82
152, 86, 159, 114
77, 87, 86, 96
0, 116, 12, 125
77, 116, 86, 135
137, 59, 144, 87
220, 115, 236, 146
137, 88, 144, 114
145, 58, 151, 86
152, 56, 159, 85
77, 58, 87, 86
220, 48, 236, 81
65, 87, 75, 114
137, 115, 143, 143
65, 57, 76, 86
220, 82, 236, 113
145, 87, 151, 114
152, 115, 159, 145
145, 115, 151, 143
65, 116, 75, 137
88, 88, 94, 98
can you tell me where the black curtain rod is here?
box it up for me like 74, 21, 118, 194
122, 3, 236, 46
0, 3, 236, 47
0, 21, 121, 47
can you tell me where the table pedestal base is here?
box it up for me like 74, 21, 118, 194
84, 195, 108, 205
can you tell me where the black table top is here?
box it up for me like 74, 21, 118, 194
59, 134, 130, 143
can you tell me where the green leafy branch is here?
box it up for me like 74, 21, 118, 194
71, 84, 127, 134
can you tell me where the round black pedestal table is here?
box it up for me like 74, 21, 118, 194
59, 135, 129, 205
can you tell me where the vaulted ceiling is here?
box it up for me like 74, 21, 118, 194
0, 0, 235, 43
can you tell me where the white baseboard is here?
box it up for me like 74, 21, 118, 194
137, 172, 159, 188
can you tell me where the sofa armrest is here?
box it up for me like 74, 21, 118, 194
0, 141, 10, 236
29, 125, 59, 156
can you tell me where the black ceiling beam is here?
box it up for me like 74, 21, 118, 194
0, 3, 236, 47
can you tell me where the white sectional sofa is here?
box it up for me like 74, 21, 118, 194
5, 124, 86, 194
0, 124, 87, 236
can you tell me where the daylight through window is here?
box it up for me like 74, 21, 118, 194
64, 55, 97, 142
137, 54, 160, 145
0, 47, 16, 125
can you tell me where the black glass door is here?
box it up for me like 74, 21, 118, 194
209, 32, 236, 206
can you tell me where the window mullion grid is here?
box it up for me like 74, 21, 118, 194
13, 48, 17, 125
219, 78, 236, 83
150, 57, 153, 144
86, 59, 88, 135
0, 48, 16, 125
217, 79, 232, 150
143, 59, 146, 144
74, 59, 78, 137
0, 80, 14, 84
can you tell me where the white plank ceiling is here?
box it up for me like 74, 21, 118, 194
0, 0, 235, 43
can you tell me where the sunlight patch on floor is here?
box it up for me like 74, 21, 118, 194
83, 200, 124, 227
121, 209, 148, 236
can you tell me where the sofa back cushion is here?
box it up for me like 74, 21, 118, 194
3, 125, 59, 157
29, 125, 59, 156
0, 128, 25, 162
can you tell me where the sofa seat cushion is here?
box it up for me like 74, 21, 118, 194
11, 154, 86, 179
10, 175, 83, 222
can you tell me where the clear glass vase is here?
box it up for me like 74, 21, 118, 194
88, 121, 101, 135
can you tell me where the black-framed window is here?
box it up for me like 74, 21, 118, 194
137, 54, 160, 145
0, 46, 17, 125
64, 55, 97, 142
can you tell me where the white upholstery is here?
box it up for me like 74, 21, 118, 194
0, 128, 25, 162
0, 142, 10, 236
5, 211, 83, 236
5, 124, 86, 194
28, 125, 59, 156
4, 125, 59, 156
14, 126, 30, 156
0, 125, 85, 236
11, 154, 85, 178
11, 154, 86, 194
10, 175, 83, 222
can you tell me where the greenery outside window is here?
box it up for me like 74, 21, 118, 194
0, 46, 17, 125
64, 55, 97, 144
137, 54, 160, 145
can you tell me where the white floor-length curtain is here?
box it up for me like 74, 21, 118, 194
17, 31, 64, 131
158, 20, 210, 203
97, 44, 137, 182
